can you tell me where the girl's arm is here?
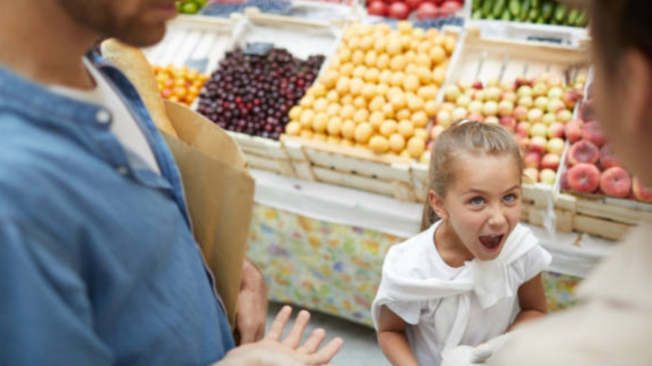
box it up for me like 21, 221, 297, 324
508, 273, 548, 331
377, 306, 421, 366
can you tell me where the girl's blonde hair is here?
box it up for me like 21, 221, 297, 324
420, 120, 524, 231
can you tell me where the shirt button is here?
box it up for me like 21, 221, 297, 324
96, 109, 111, 124
116, 167, 129, 176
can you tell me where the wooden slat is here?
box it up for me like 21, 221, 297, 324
573, 215, 633, 241
575, 199, 652, 226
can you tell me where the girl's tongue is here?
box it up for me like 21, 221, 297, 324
479, 234, 504, 250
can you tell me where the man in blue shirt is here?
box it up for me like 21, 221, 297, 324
0, 0, 341, 365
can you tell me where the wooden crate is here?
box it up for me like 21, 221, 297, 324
550, 193, 652, 241
282, 136, 418, 201
144, 13, 343, 176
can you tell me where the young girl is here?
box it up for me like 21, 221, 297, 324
372, 121, 552, 366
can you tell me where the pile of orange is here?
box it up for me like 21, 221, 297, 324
152, 64, 209, 107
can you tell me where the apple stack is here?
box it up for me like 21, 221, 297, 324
367, 0, 464, 20
561, 101, 652, 203
429, 73, 586, 185
285, 22, 456, 161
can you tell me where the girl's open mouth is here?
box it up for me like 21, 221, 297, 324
479, 234, 505, 252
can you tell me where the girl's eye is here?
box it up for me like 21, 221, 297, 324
503, 194, 517, 203
470, 197, 485, 206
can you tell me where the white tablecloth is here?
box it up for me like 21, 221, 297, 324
252, 169, 616, 278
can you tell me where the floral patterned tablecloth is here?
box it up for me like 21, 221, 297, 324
247, 204, 583, 327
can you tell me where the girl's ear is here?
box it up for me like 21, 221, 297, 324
428, 189, 448, 221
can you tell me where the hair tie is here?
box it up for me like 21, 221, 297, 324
458, 119, 472, 125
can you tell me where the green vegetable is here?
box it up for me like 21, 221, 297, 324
493, 0, 506, 18
520, 0, 531, 21
567, 8, 579, 26
472, 9, 484, 20
537, 15, 546, 24
483, 0, 494, 18
528, 6, 539, 21
542, 1, 554, 21
555, 4, 568, 22
501, 8, 512, 21
509, 0, 520, 17
575, 10, 588, 27
473, 0, 483, 12
532, 0, 540, 9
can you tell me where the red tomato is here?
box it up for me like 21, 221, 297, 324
441, 0, 462, 10
388, 2, 410, 19
417, 1, 439, 19
405, 0, 422, 10
368, 0, 389, 16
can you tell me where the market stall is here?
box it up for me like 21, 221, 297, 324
142, 2, 652, 327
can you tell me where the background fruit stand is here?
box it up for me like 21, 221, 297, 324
140, 6, 652, 326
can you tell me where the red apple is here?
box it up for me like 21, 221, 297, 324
546, 138, 566, 156
513, 106, 529, 121
388, 2, 410, 19
472, 80, 483, 90
524, 168, 540, 184
599, 167, 632, 198
560, 170, 571, 191
568, 163, 601, 193
468, 113, 484, 123
430, 125, 445, 140
633, 177, 652, 203
530, 123, 547, 138
541, 153, 561, 171
600, 144, 621, 169
556, 109, 573, 123
516, 121, 531, 136
368, 0, 389, 16
547, 122, 565, 139
568, 140, 600, 166
523, 151, 542, 169
499, 116, 516, 131
517, 136, 530, 153
581, 122, 607, 147
565, 119, 584, 143
529, 136, 547, 155
540, 169, 557, 185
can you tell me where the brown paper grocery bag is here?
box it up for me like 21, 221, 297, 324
160, 100, 255, 329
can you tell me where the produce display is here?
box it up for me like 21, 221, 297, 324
197, 47, 325, 140
367, 0, 464, 21
471, 0, 588, 27
285, 22, 457, 160
202, 0, 292, 17
176, 0, 208, 14
560, 99, 652, 203
153, 64, 210, 107
429, 73, 586, 184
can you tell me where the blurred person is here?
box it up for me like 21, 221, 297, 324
0, 0, 341, 365
488, 1, 652, 365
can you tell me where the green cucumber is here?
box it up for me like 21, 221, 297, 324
528, 6, 540, 21
483, 0, 495, 18
501, 8, 512, 21
555, 4, 567, 22
473, 0, 483, 12
472, 9, 484, 20
493, 0, 506, 18
520, 0, 532, 21
509, 0, 520, 17
575, 10, 588, 27
567, 8, 579, 26
541, 1, 554, 21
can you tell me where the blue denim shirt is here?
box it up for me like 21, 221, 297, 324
0, 53, 235, 365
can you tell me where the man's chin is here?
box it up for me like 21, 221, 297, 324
113, 25, 167, 48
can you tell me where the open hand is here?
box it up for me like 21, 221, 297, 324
218, 306, 344, 366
